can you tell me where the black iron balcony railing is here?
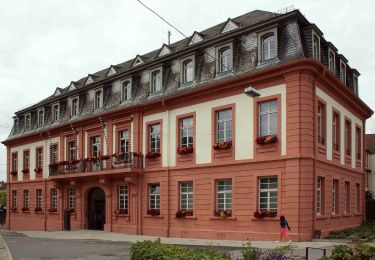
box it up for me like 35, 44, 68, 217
49, 152, 143, 176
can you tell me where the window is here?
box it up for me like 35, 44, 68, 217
36, 189, 43, 209
180, 182, 193, 211
23, 190, 29, 209
25, 114, 31, 130
52, 104, 59, 122
356, 128, 361, 160
356, 184, 360, 213
94, 90, 102, 110
51, 188, 58, 209
72, 97, 79, 117
68, 141, 76, 161
344, 182, 350, 214
36, 148, 43, 169
328, 51, 335, 73
317, 177, 324, 215
218, 47, 232, 73
259, 177, 278, 211
91, 136, 101, 158
118, 186, 128, 210
340, 62, 346, 83
262, 34, 276, 60
119, 130, 129, 153
182, 60, 194, 83
68, 188, 75, 209
149, 124, 160, 153
23, 150, 30, 170
332, 179, 339, 214
353, 75, 358, 95
332, 113, 340, 151
148, 184, 160, 210
151, 70, 161, 93
12, 153, 17, 172
345, 120, 351, 156
122, 82, 131, 102
216, 179, 232, 212
179, 117, 193, 148
38, 109, 44, 126
312, 35, 320, 60
50, 144, 58, 164
12, 190, 17, 208
216, 109, 232, 143
259, 100, 278, 137
317, 103, 325, 145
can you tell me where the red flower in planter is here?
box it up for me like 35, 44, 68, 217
85, 157, 98, 162
177, 147, 194, 154
71, 159, 80, 164
34, 168, 43, 173
21, 169, 30, 174
214, 210, 232, 218
58, 161, 69, 166
253, 210, 277, 218
213, 141, 233, 150
256, 135, 278, 145
22, 207, 30, 212
133, 152, 143, 158
147, 209, 160, 216
10, 171, 17, 175
146, 152, 161, 159
176, 209, 193, 218
114, 209, 128, 215
99, 155, 110, 161
34, 207, 43, 212
48, 208, 57, 213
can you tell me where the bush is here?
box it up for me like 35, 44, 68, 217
241, 241, 291, 260
325, 222, 375, 242
319, 243, 375, 260
129, 239, 231, 260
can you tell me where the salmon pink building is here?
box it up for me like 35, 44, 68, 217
3, 9, 373, 241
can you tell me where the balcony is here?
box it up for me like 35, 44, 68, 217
49, 152, 143, 177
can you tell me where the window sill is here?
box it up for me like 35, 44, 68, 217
354, 213, 362, 216
35, 211, 44, 214
316, 215, 328, 220
49, 212, 58, 215
175, 216, 197, 220
115, 214, 130, 218
343, 213, 353, 217
179, 81, 195, 88
331, 214, 341, 219
251, 217, 278, 221
143, 215, 163, 219
148, 91, 163, 98
209, 216, 236, 221
22, 211, 31, 213
215, 71, 233, 79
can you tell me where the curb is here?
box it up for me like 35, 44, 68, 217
0, 234, 13, 260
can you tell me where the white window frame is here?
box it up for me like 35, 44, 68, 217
328, 49, 335, 73
259, 177, 278, 211
52, 103, 60, 122
332, 179, 338, 214
258, 100, 278, 137
332, 113, 339, 150
180, 182, 193, 211
353, 75, 358, 95
37, 109, 44, 127
36, 189, 43, 209
36, 147, 43, 169
94, 89, 103, 110
217, 44, 233, 73
71, 97, 79, 117
68, 188, 75, 209
150, 68, 162, 94
91, 136, 101, 158
181, 58, 194, 84
68, 141, 76, 161
25, 113, 31, 130
257, 27, 278, 63
118, 186, 128, 210
312, 32, 320, 60
23, 150, 30, 170
149, 124, 161, 153
121, 80, 132, 102
148, 184, 160, 210
119, 130, 129, 153
340, 61, 346, 84
344, 182, 350, 214
317, 177, 323, 215
317, 103, 325, 144
12, 190, 17, 208
24, 190, 29, 208
179, 117, 193, 148
216, 109, 232, 143
12, 153, 17, 172
262, 34, 276, 61
51, 188, 58, 209
216, 179, 232, 211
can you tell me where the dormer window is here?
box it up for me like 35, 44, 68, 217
151, 70, 161, 93
52, 104, 59, 122
328, 50, 335, 73
218, 46, 233, 73
353, 75, 359, 95
340, 62, 346, 83
262, 34, 276, 61
25, 114, 31, 130
94, 89, 103, 110
71, 97, 79, 117
182, 59, 194, 83
37, 109, 44, 127
122, 81, 131, 102
312, 34, 320, 60
13, 118, 19, 132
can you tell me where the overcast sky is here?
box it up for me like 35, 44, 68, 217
0, 0, 374, 181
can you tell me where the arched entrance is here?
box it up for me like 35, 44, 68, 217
87, 187, 105, 230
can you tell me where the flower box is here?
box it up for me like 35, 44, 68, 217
133, 152, 143, 158
100, 155, 110, 161
21, 169, 30, 174
11, 207, 17, 212
85, 157, 99, 162
256, 135, 278, 145
58, 161, 69, 166
146, 152, 161, 159
147, 209, 160, 216
177, 147, 194, 154
71, 159, 81, 164
176, 209, 193, 218
114, 209, 128, 215
10, 171, 17, 175
48, 208, 57, 213
66, 208, 75, 213
213, 141, 232, 150
253, 210, 277, 219
22, 207, 30, 212
214, 210, 232, 218
34, 168, 43, 173
34, 207, 43, 212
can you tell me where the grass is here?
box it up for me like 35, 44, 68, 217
325, 221, 375, 241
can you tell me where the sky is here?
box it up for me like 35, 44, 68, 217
0, 0, 374, 181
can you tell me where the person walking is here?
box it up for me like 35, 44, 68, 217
277, 215, 291, 243
0, 206, 4, 226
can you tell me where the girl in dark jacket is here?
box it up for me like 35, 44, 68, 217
278, 215, 291, 243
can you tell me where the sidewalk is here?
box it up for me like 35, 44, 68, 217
0, 233, 12, 260
19, 229, 344, 250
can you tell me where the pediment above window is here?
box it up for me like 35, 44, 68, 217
221, 19, 239, 34
158, 44, 172, 57
54, 88, 61, 96
85, 75, 95, 85
68, 81, 77, 91
132, 55, 144, 67
188, 31, 204, 45
107, 66, 118, 76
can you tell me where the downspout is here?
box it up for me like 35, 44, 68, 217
162, 99, 170, 237
363, 120, 366, 222
6, 147, 10, 230
312, 65, 326, 238
44, 179, 47, 231
138, 109, 143, 235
